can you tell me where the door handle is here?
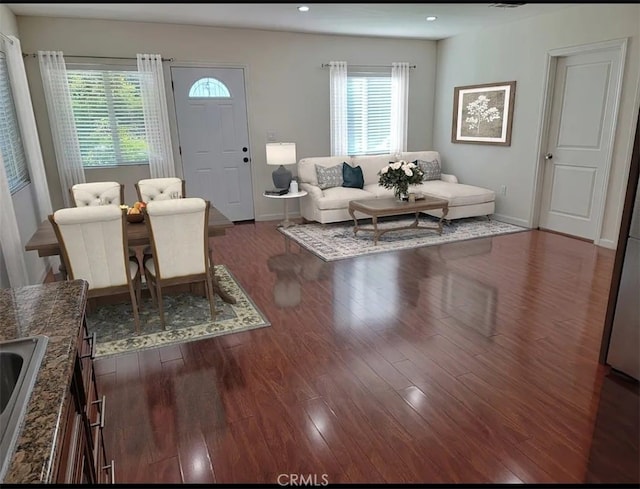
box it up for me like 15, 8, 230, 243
242, 147, 248, 152
243, 157, 250, 163
545, 153, 553, 160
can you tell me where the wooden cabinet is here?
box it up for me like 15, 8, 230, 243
55, 319, 114, 483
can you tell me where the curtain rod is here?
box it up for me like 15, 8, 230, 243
0, 32, 14, 45
321, 63, 416, 69
21, 53, 174, 62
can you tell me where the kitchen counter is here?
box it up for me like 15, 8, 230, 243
0, 280, 88, 483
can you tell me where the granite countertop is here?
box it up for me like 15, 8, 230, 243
0, 280, 88, 484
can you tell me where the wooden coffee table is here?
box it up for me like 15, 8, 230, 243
348, 196, 449, 245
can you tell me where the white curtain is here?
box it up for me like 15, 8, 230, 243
137, 54, 175, 178
8, 38, 56, 274
390, 62, 410, 154
7, 37, 52, 221
0, 150, 29, 288
38, 51, 85, 208
329, 61, 348, 156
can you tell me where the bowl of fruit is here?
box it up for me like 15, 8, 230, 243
123, 201, 146, 223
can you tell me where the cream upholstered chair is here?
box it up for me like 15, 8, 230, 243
135, 177, 185, 202
135, 177, 185, 260
70, 181, 137, 260
142, 197, 216, 329
70, 181, 124, 207
49, 205, 142, 333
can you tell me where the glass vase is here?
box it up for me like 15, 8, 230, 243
394, 186, 408, 202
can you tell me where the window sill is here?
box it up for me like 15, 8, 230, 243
83, 163, 150, 169
9, 180, 31, 196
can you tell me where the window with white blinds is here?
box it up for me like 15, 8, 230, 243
67, 69, 148, 167
347, 71, 392, 155
0, 52, 30, 193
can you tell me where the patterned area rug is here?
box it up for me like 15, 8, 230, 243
279, 215, 527, 261
86, 265, 270, 358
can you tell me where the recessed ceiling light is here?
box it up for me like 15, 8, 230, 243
426, 16, 437, 21
298, 6, 310, 12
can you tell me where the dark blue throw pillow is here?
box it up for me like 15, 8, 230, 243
342, 162, 364, 189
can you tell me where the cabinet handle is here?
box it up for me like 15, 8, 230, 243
82, 329, 93, 344
80, 332, 96, 360
90, 395, 106, 429
102, 460, 115, 484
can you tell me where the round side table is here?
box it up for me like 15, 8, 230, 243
263, 190, 308, 228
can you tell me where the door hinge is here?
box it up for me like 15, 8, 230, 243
179, 145, 182, 155
171, 80, 174, 91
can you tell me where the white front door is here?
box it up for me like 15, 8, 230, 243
538, 46, 623, 240
171, 66, 254, 221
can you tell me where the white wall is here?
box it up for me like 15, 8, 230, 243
16, 16, 437, 221
0, 4, 48, 288
433, 3, 640, 247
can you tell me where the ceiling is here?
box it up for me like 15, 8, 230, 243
6, 3, 575, 41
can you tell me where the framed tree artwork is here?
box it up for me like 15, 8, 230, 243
451, 81, 516, 146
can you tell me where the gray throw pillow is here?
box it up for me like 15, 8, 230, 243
315, 163, 344, 189
415, 159, 441, 181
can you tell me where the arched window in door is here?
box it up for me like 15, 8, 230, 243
188, 78, 231, 98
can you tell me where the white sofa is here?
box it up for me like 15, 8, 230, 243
297, 151, 495, 224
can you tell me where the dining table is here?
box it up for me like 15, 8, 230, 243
24, 204, 237, 304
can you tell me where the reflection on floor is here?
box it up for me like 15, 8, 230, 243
586, 371, 639, 483
94, 221, 638, 484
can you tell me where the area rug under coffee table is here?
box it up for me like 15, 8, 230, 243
86, 265, 270, 358
279, 215, 527, 261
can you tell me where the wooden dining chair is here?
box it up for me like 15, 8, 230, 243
70, 182, 125, 207
49, 205, 142, 333
142, 197, 216, 329
135, 177, 185, 203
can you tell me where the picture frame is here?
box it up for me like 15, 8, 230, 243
451, 81, 516, 146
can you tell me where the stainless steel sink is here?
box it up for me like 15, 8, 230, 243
0, 336, 48, 482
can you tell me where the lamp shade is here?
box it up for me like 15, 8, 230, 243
266, 142, 296, 166
266, 142, 296, 189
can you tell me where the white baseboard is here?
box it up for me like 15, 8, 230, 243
596, 238, 617, 250
255, 212, 281, 222
255, 211, 301, 222
491, 214, 531, 228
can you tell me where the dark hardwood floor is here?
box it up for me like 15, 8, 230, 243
93, 222, 640, 484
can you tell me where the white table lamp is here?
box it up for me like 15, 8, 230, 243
266, 142, 296, 189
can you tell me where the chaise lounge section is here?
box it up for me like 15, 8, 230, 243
297, 151, 495, 224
